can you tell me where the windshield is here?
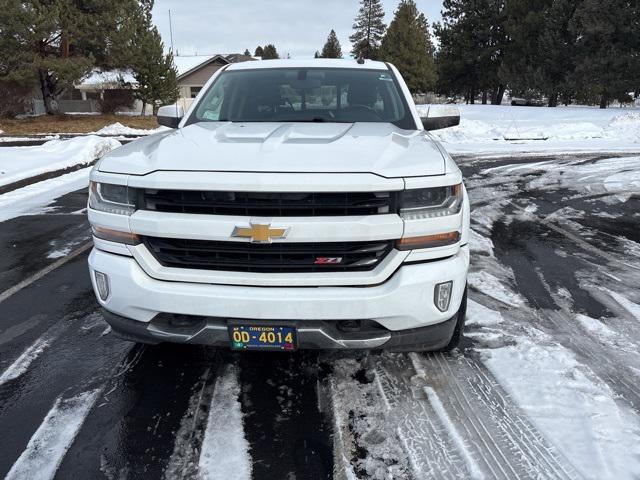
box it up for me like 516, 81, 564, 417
189, 67, 416, 129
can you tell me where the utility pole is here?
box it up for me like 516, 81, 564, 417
169, 10, 175, 53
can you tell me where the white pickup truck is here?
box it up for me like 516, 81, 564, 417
87, 59, 469, 352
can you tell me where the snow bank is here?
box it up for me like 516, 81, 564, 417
91, 122, 168, 136
0, 168, 92, 222
0, 136, 120, 188
416, 104, 640, 155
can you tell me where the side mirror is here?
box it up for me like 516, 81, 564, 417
157, 105, 184, 128
420, 105, 460, 131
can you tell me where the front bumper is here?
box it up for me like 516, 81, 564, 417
102, 310, 459, 351
89, 245, 469, 348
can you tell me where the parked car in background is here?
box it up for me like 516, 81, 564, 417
511, 97, 546, 107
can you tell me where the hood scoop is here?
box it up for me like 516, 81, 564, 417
212, 122, 353, 144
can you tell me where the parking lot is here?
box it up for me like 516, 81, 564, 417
1, 151, 640, 479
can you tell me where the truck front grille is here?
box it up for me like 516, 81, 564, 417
143, 237, 393, 273
142, 190, 395, 216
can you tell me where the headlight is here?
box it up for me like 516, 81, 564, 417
88, 181, 137, 216
399, 184, 463, 219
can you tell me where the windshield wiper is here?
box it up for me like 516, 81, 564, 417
216, 118, 349, 123
275, 118, 348, 123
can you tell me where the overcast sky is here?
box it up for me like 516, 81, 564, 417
151, 0, 444, 59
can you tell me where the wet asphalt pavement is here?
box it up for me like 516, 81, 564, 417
0, 151, 639, 479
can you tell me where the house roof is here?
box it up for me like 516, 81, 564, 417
174, 55, 228, 79
174, 53, 257, 80
76, 69, 136, 90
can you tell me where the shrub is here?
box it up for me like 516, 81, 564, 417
98, 89, 135, 114
0, 80, 33, 117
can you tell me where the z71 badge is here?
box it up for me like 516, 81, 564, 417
314, 257, 343, 265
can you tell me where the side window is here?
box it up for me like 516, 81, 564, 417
190, 87, 202, 98
197, 80, 227, 120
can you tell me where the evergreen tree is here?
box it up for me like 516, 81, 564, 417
569, 0, 639, 108
261, 44, 280, 59
254, 46, 264, 57
499, 0, 552, 100
320, 30, 343, 58
0, 0, 132, 114
537, 0, 579, 106
435, 0, 507, 104
314, 51, 320, 58
349, 0, 386, 59
132, 32, 178, 115
243, 48, 251, 56
379, 0, 437, 93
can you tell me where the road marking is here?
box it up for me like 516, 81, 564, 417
5, 389, 101, 480
0, 241, 92, 305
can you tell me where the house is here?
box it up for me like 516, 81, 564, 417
174, 53, 255, 110
25, 53, 254, 115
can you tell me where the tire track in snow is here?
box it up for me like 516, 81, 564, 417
374, 354, 469, 479
370, 352, 580, 480
411, 352, 581, 480
5, 389, 100, 480
163, 352, 225, 480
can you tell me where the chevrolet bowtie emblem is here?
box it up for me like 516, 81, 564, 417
231, 223, 289, 243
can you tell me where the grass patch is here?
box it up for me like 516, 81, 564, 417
0, 114, 159, 135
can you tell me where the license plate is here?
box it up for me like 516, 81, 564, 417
229, 325, 297, 351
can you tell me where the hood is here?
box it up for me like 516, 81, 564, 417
98, 122, 446, 178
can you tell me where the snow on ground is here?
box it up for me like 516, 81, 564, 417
0, 135, 62, 143
416, 104, 640, 155
0, 336, 50, 385
5, 389, 100, 480
468, 270, 525, 307
90, 122, 168, 136
198, 364, 252, 480
473, 153, 640, 207
482, 336, 640, 480
0, 168, 92, 223
0, 136, 120, 188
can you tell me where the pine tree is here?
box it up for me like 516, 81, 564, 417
379, 0, 437, 93
261, 44, 280, 60
128, 2, 178, 115
499, 0, 552, 100
254, 46, 264, 57
314, 51, 320, 58
349, 0, 386, 60
435, 0, 507, 104
320, 30, 343, 58
0, 0, 132, 114
243, 48, 251, 56
569, 0, 639, 108
537, 0, 579, 106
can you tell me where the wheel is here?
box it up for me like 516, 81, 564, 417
440, 285, 468, 352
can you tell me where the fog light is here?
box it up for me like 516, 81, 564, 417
434, 281, 453, 312
94, 271, 110, 301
